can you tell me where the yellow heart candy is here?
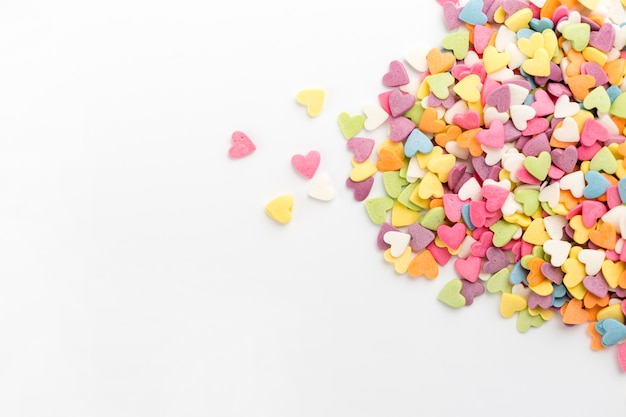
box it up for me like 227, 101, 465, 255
427, 153, 456, 182
500, 293, 528, 318
453, 73, 482, 103
391, 201, 419, 227
383, 247, 412, 274
517, 32, 544, 58
483, 45, 511, 74
522, 218, 550, 245
522, 48, 551, 77
265, 194, 294, 224
296, 89, 326, 117
601, 260, 625, 288
350, 159, 377, 182
418, 171, 444, 199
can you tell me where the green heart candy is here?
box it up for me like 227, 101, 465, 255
420, 206, 446, 231
516, 308, 544, 333
397, 183, 421, 211
487, 268, 513, 294
438, 279, 466, 308
441, 31, 470, 60
489, 220, 520, 248
523, 151, 551, 181
610, 92, 626, 118
514, 188, 540, 216
561, 22, 590, 51
338, 111, 365, 140
426, 72, 455, 100
383, 171, 408, 199
404, 102, 425, 125
589, 146, 617, 174
365, 196, 395, 224
583, 86, 611, 114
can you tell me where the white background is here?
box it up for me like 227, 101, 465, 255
0, 0, 624, 416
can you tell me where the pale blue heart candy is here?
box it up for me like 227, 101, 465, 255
618, 177, 626, 203
596, 319, 626, 347
404, 128, 433, 158
458, 0, 487, 25
509, 261, 529, 285
583, 170, 610, 199
461, 203, 475, 231
530, 18, 554, 32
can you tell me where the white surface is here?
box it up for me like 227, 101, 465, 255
0, 1, 624, 416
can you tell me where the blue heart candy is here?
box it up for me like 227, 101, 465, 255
596, 319, 626, 347
509, 261, 529, 285
404, 128, 433, 158
583, 170, 611, 199
458, 0, 487, 26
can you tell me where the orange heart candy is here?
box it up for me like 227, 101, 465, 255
408, 249, 439, 279
426, 48, 456, 74
419, 107, 446, 134
587, 322, 605, 351
561, 298, 590, 325
588, 221, 617, 250
568, 74, 596, 101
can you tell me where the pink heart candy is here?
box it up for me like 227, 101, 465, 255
472, 25, 495, 55
388, 116, 416, 142
551, 145, 578, 173
382, 60, 409, 87
581, 62, 609, 87
443, 193, 464, 223
388, 89, 416, 117
470, 231, 494, 257
531, 89, 555, 117
453, 110, 481, 130
437, 223, 467, 250
460, 280, 485, 306
408, 223, 436, 252
442, 2, 462, 30
346, 176, 374, 201
483, 246, 509, 274
481, 184, 509, 212
347, 137, 375, 163
228, 130, 256, 158
581, 200, 607, 228
469, 200, 489, 228
477, 119, 505, 148
454, 255, 482, 283
486, 85, 511, 113
581, 118, 609, 147
618, 343, 626, 371
589, 23, 615, 52
292, 150, 321, 179
583, 273, 609, 298
428, 241, 453, 265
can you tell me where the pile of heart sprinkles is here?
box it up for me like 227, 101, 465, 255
339, 0, 626, 371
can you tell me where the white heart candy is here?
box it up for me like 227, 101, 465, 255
601, 205, 626, 230
383, 231, 411, 258
444, 100, 468, 125
578, 248, 605, 276
559, 170, 585, 198
363, 103, 389, 131
538, 182, 560, 208
458, 177, 482, 201
483, 105, 510, 127
554, 95, 580, 118
404, 42, 430, 73
510, 104, 536, 131
495, 25, 517, 52
445, 141, 470, 160
308, 172, 336, 201
406, 156, 426, 183
482, 144, 508, 166
501, 192, 522, 216
504, 43, 526, 69
543, 239, 572, 267
543, 215, 567, 240
508, 84, 531, 107
553, 116, 580, 143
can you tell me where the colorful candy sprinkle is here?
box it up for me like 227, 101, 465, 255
336, 0, 626, 371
